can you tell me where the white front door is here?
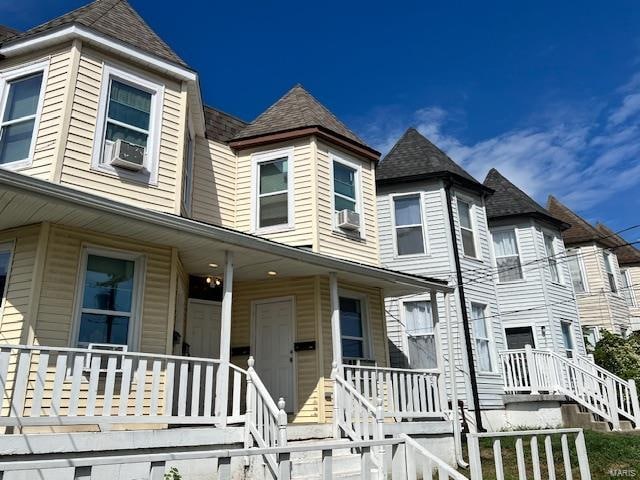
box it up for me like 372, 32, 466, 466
186, 299, 221, 359
253, 298, 294, 412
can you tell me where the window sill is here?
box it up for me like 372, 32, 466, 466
497, 279, 526, 285
255, 225, 296, 235
0, 159, 33, 171
462, 255, 483, 264
477, 371, 501, 378
90, 163, 159, 187
332, 229, 366, 242
394, 252, 430, 260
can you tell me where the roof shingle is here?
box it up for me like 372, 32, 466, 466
376, 128, 488, 192
0, 25, 19, 42
595, 223, 640, 266
547, 196, 617, 247
203, 106, 248, 144
232, 84, 365, 145
483, 168, 568, 229
2, 0, 187, 67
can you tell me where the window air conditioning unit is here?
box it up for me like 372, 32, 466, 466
110, 139, 145, 171
337, 209, 360, 230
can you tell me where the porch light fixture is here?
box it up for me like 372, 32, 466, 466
267, 271, 277, 276
206, 276, 222, 286
208, 263, 218, 268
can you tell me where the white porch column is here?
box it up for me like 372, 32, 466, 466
329, 272, 342, 365
215, 250, 234, 425
430, 290, 448, 411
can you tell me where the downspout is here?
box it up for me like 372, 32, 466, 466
444, 179, 485, 432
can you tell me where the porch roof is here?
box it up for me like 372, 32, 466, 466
0, 170, 451, 297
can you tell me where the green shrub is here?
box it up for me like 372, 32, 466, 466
164, 467, 182, 480
593, 331, 640, 383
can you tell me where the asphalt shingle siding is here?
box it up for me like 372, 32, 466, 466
203, 106, 248, 144
2, 0, 187, 67
547, 196, 617, 247
595, 223, 640, 266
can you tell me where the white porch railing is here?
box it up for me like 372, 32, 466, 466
244, 356, 288, 478
332, 364, 385, 479
399, 433, 469, 480
500, 346, 640, 429
467, 428, 591, 480
341, 364, 448, 420
0, 344, 246, 427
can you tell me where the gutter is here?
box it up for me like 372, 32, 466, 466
0, 169, 451, 293
444, 179, 485, 432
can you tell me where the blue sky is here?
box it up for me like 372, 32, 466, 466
3, 0, 640, 239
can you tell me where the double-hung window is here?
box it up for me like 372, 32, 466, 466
621, 269, 636, 307
403, 300, 437, 369
492, 229, 523, 282
561, 321, 575, 358
340, 296, 367, 359
393, 194, 426, 256
333, 161, 358, 213
257, 155, 290, 229
0, 243, 13, 310
457, 199, 477, 258
93, 66, 162, 183
543, 233, 560, 283
182, 119, 195, 212
603, 251, 618, 293
76, 251, 142, 348
567, 249, 587, 293
471, 303, 493, 372
0, 64, 46, 168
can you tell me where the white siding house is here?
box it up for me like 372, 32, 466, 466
376, 129, 506, 430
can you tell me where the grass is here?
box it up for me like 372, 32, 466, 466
473, 430, 640, 480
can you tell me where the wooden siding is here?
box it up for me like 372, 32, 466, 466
34, 225, 173, 354
316, 141, 380, 265
0, 225, 41, 344
490, 220, 585, 356
574, 244, 631, 334
377, 181, 505, 410
57, 47, 186, 213
626, 266, 640, 331
0, 44, 75, 180
191, 137, 237, 227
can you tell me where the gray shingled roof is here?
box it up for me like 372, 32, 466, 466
2, 0, 187, 67
233, 85, 365, 145
483, 168, 568, 229
204, 106, 247, 143
547, 196, 617, 247
376, 128, 488, 192
595, 223, 640, 266
0, 25, 19, 42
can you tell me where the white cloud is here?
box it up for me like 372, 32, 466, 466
360, 72, 640, 213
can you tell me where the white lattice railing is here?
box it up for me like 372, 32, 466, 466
500, 346, 640, 429
342, 364, 447, 420
0, 344, 246, 427
467, 428, 591, 480
244, 356, 287, 478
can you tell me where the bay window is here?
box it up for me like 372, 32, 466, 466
75, 251, 142, 348
457, 199, 477, 258
0, 64, 46, 168
543, 233, 560, 283
393, 194, 426, 256
471, 303, 494, 372
403, 300, 437, 369
492, 229, 523, 282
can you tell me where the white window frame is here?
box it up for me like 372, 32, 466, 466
0, 61, 48, 170
456, 196, 479, 260
70, 246, 146, 350
181, 114, 195, 213
561, 320, 575, 358
0, 241, 15, 318
339, 289, 372, 361
390, 192, 428, 257
566, 247, 589, 294
491, 227, 525, 283
471, 302, 496, 373
543, 232, 562, 284
330, 152, 364, 236
399, 296, 439, 370
251, 147, 294, 233
603, 251, 618, 294
91, 64, 164, 185
621, 268, 635, 306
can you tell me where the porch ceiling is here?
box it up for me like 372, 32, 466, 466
0, 170, 451, 296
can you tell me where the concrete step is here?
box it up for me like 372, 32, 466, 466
288, 438, 371, 480
561, 404, 611, 431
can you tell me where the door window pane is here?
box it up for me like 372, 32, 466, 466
0, 72, 43, 165
505, 327, 535, 349
493, 230, 523, 281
